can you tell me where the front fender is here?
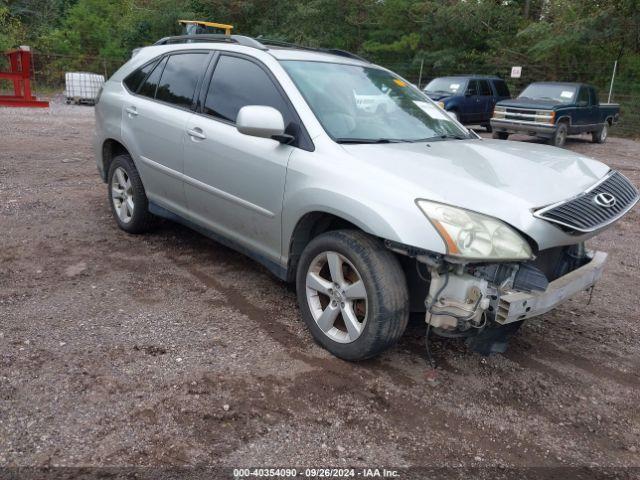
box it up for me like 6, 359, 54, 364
282, 188, 447, 262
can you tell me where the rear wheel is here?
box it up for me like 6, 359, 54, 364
549, 122, 568, 147
492, 132, 509, 140
107, 154, 155, 234
592, 123, 608, 143
296, 230, 409, 361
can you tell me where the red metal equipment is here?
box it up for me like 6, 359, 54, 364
0, 46, 49, 108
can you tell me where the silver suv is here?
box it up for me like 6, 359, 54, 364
95, 35, 639, 360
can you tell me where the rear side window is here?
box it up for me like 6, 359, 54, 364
492, 80, 510, 97
155, 53, 208, 108
204, 55, 292, 124
478, 80, 492, 96
138, 57, 167, 99
124, 58, 160, 92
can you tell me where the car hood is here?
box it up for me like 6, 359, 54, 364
341, 139, 609, 232
496, 98, 560, 109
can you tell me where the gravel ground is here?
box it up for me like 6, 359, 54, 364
1, 100, 639, 475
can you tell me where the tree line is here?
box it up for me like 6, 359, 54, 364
1, 0, 639, 94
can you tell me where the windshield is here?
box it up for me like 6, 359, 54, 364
518, 84, 577, 103
424, 77, 466, 95
281, 61, 472, 143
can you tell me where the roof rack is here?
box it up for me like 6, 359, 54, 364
154, 34, 267, 50
318, 48, 368, 63
153, 34, 368, 62
256, 37, 369, 63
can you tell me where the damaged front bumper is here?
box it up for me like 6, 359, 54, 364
494, 251, 607, 324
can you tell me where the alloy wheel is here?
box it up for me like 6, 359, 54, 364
305, 251, 368, 343
111, 167, 134, 223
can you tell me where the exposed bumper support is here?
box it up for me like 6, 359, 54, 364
495, 251, 607, 324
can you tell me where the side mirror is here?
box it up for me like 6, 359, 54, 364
236, 105, 292, 143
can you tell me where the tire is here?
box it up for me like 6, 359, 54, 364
592, 123, 608, 143
107, 154, 155, 234
296, 230, 409, 361
484, 124, 493, 133
549, 122, 568, 147
492, 132, 509, 140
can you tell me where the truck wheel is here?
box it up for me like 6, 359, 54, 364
296, 230, 409, 361
492, 132, 509, 140
107, 154, 155, 234
550, 122, 568, 147
484, 124, 493, 133
592, 123, 608, 144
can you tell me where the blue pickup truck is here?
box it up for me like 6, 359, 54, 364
490, 82, 620, 147
424, 75, 511, 131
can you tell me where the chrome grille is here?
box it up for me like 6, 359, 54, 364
534, 171, 639, 232
493, 106, 553, 124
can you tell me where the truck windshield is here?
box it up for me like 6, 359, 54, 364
424, 77, 465, 95
518, 84, 577, 104
281, 61, 472, 143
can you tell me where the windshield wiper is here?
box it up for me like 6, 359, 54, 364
335, 138, 409, 144
422, 134, 470, 141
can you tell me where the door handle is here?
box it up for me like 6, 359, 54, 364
187, 127, 206, 140
125, 106, 138, 117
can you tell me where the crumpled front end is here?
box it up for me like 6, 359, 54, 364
387, 168, 638, 355
420, 244, 606, 354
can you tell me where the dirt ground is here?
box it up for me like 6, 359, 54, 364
1, 99, 639, 475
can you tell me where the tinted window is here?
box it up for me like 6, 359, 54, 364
578, 87, 590, 105
466, 80, 479, 96
138, 57, 166, 99
493, 79, 510, 97
124, 58, 159, 92
590, 88, 599, 105
478, 80, 492, 96
204, 55, 291, 124
155, 53, 207, 108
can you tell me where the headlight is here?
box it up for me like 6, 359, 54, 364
493, 107, 505, 119
416, 200, 533, 260
437, 101, 445, 109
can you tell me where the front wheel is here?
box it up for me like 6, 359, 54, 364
592, 123, 608, 143
549, 122, 568, 147
492, 132, 509, 140
296, 230, 409, 361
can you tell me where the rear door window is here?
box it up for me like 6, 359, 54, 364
138, 57, 167, 99
492, 80, 510, 97
466, 80, 479, 96
478, 80, 492, 96
155, 52, 208, 109
203, 54, 293, 125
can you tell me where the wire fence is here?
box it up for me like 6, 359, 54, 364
2, 50, 638, 138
